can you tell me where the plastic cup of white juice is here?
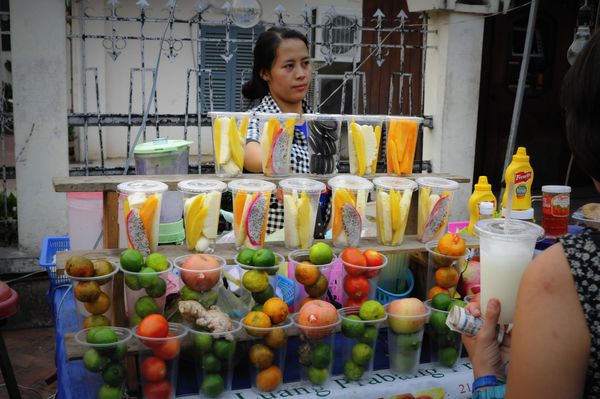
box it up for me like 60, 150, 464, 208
475, 218, 544, 324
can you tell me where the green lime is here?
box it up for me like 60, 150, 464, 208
137, 267, 159, 288
431, 293, 452, 311
351, 343, 373, 366
310, 343, 333, 368
87, 327, 118, 345
395, 332, 422, 352
202, 353, 222, 373
392, 351, 418, 372
198, 290, 219, 308
251, 285, 274, 304
359, 300, 385, 321
342, 315, 365, 338
202, 373, 225, 398
135, 296, 159, 318
98, 384, 122, 399
358, 326, 378, 345
145, 277, 166, 298
102, 363, 125, 387
130, 314, 142, 327
146, 253, 169, 272
308, 366, 329, 385
309, 242, 334, 265
438, 346, 459, 367
237, 248, 256, 266
242, 270, 269, 293
448, 299, 466, 312
343, 360, 364, 381
180, 285, 201, 301
111, 343, 127, 360
83, 348, 109, 372
430, 311, 450, 334
83, 315, 111, 329
213, 338, 235, 360
437, 331, 460, 347
252, 249, 276, 267
124, 275, 142, 291
251, 304, 264, 312
193, 333, 213, 353
119, 249, 144, 272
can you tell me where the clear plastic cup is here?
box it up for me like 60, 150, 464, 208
303, 113, 343, 176
475, 218, 544, 324
425, 240, 468, 300
177, 179, 227, 253
385, 116, 423, 175
373, 177, 418, 246
189, 320, 243, 398
288, 249, 337, 312
234, 252, 284, 309
340, 253, 387, 307
293, 313, 341, 386
117, 180, 169, 255
328, 175, 374, 248
425, 299, 462, 368
173, 254, 226, 309
133, 323, 188, 399
121, 260, 173, 327
242, 316, 293, 393
255, 112, 299, 177
338, 306, 387, 381
228, 179, 276, 250
279, 178, 325, 249
209, 112, 251, 177
74, 326, 132, 399
415, 177, 459, 243
344, 115, 386, 176
385, 300, 430, 374
67, 258, 119, 329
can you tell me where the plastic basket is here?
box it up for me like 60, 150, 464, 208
375, 269, 415, 305
276, 275, 294, 306
39, 236, 71, 288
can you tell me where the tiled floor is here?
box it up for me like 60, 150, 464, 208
0, 327, 58, 399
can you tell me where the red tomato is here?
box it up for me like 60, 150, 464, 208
344, 297, 367, 308
341, 248, 367, 276
363, 249, 384, 278
138, 314, 169, 348
343, 275, 371, 300
143, 379, 172, 399
152, 332, 181, 360
141, 356, 167, 382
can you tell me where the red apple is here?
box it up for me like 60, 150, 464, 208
387, 298, 428, 334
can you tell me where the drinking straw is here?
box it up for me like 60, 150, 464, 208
504, 174, 516, 232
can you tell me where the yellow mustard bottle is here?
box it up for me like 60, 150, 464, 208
468, 176, 497, 235
501, 147, 534, 211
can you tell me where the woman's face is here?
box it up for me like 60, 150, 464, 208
262, 38, 312, 108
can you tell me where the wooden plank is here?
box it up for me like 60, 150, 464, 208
102, 191, 120, 248
52, 173, 470, 193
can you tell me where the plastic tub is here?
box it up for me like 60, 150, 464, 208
373, 177, 417, 246
303, 113, 343, 176
415, 177, 459, 243
279, 178, 325, 250
208, 112, 251, 177
344, 115, 386, 177
133, 138, 191, 175
255, 112, 299, 177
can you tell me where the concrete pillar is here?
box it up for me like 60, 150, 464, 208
10, 0, 69, 254
422, 11, 485, 221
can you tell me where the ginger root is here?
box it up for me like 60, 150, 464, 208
178, 300, 234, 340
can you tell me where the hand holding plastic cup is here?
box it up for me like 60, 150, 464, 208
209, 112, 251, 177
256, 112, 298, 177
328, 175, 373, 248
416, 177, 459, 243
279, 178, 325, 250
373, 177, 417, 246
344, 115, 385, 176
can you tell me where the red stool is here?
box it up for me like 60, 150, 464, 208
0, 280, 21, 399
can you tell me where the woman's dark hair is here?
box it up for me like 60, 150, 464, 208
242, 27, 309, 100
561, 30, 600, 182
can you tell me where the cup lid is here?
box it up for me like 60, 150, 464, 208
302, 113, 344, 122
117, 180, 169, 194
228, 178, 276, 193
279, 178, 325, 194
208, 111, 251, 119
255, 112, 299, 122
178, 179, 227, 193
373, 176, 417, 192
542, 185, 571, 194
327, 175, 374, 191
344, 114, 387, 124
133, 139, 192, 154
475, 218, 544, 241
415, 176, 459, 191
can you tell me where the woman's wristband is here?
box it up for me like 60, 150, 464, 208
472, 383, 506, 399
473, 375, 498, 391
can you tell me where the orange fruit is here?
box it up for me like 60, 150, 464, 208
262, 298, 288, 325
249, 343, 275, 369
84, 292, 111, 315
437, 233, 466, 257
255, 365, 282, 392
427, 286, 450, 300
294, 261, 320, 286
243, 311, 272, 337
305, 274, 328, 298
298, 297, 315, 309
264, 327, 287, 349
434, 267, 460, 289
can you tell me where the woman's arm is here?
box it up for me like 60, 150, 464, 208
244, 141, 263, 173
506, 243, 590, 398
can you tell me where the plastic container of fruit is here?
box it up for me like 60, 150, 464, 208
255, 112, 299, 177
208, 112, 251, 177
327, 175, 374, 248
340, 249, 388, 308
173, 254, 226, 310
384, 116, 423, 175
343, 114, 386, 177
228, 179, 277, 250
302, 113, 343, 176
424, 299, 463, 368
177, 179, 227, 253
234, 249, 285, 309
373, 177, 418, 246
278, 178, 326, 250
425, 237, 468, 300
415, 177, 459, 243
288, 247, 337, 312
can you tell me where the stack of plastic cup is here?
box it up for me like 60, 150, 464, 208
228, 179, 276, 250
255, 112, 299, 177
189, 320, 243, 398
373, 177, 418, 246
288, 249, 337, 312
344, 115, 386, 176
279, 178, 325, 250
425, 299, 463, 368
327, 175, 374, 248
425, 240, 468, 301
133, 323, 188, 399
235, 252, 285, 309
338, 306, 387, 381
209, 111, 251, 177
385, 116, 423, 175
415, 177, 459, 243
117, 180, 169, 255
303, 113, 343, 176
173, 254, 226, 311
340, 252, 388, 308
177, 179, 227, 253
75, 326, 132, 399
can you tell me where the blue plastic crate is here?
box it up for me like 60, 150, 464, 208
276, 275, 294, 306
39, 236, 71, 288
375, 269, 415, 305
